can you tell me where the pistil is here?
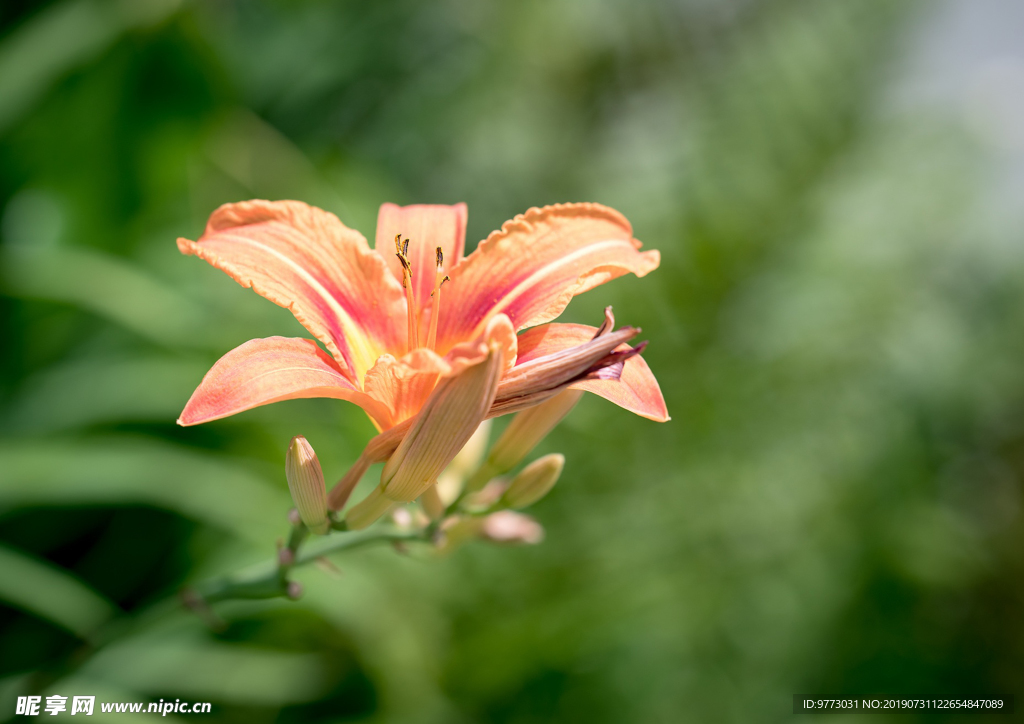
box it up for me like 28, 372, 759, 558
394, 234, 420, 350
426, 246, 449, 352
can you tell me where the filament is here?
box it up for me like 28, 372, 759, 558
426, 246, 448, 352
395, 234, 420, 350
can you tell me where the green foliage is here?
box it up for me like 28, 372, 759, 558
2, 0, 1023, 722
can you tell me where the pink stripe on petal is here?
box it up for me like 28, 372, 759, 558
374, 203, 468, 336
515, 323, 669, 422
436, 203, 659, 353
178, 336, 392, 428
178, 200, 405, 381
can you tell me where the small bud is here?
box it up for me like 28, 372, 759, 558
285, 436, 330, 535
287, 508, 302, 527
500, 454, 564, 509
434, 515, 484, 554
467, 390, 582, 490
467, 478, 509, 509
278, 548, 295, 567
420, 484, 445, 520
480, 511, 544, 545
286, 581, 304, 600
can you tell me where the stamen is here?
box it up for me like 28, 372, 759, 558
426, 246, 445, 351
395, 234, 420, 349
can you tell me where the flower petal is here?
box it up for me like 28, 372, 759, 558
380, 330, 507, 503
374, 202, 468, 327
362, 313, 517, 428
178, 200, 405, 381
345, 317, 510, 528
178, 336, 392, 428
362, 351, 443, 430
515, 323, 669, 422
436, 203, 659, 352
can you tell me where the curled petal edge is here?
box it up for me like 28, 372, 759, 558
515, 320, 669, 422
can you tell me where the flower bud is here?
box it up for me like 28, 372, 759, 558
285, 436, 330, 535
467, 389, 582, 490
466, 478, 509, 509
434, 515, 485, 554
419, 484, 445, 520
500, 454, 564, 509
480, 511, 544, 544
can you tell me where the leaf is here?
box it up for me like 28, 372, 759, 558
2, 356, 213, 434
0, 0, 183, 135
81, 620, 334, 705
0, 545, 117, 641
0, 245, 208, 349
0, 438, 290, 545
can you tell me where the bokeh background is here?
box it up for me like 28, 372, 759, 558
2, 0, 1024, 721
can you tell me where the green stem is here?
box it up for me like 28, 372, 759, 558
21, 524, 426, 701
193, 527, 425, 604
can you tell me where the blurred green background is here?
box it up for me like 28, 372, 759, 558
2, 0, 1024, 721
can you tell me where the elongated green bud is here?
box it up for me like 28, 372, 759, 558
500, 453, 564, 509
466, 389, 582, 491
286, 436, 330, 535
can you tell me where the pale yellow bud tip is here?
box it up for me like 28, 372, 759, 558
285, 436, 330, 535
501, 453, 564, 509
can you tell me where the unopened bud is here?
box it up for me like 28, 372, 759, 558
500, 454, 564, 509
286, 581, 304, 600
466, 478, 509, 509
467, 390, 581, 490
285, 436, 330, 535
480, 511, 544, 545
420, 484, 445, 520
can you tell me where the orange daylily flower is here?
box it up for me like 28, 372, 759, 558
176, 200, 668, 439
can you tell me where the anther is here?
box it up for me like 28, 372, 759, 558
395, 233, 420, 349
